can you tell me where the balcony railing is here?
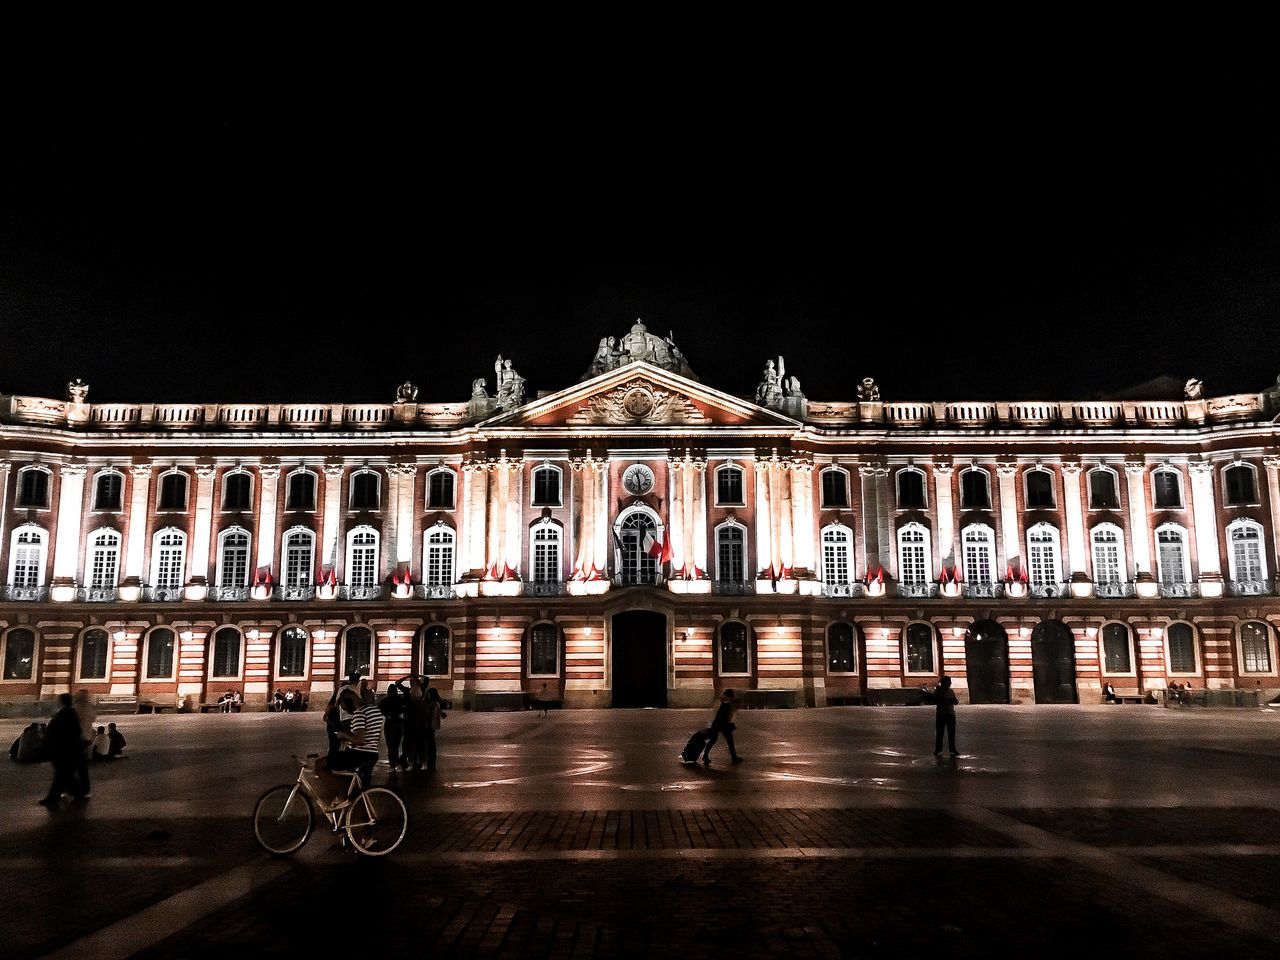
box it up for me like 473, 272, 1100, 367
275, 585, 316, 601
414, 583, 457, 600
525, 581, 567, 597
1159, 581, 1199, 598
1094, 581, 1135, 598
214, 586, 250, 601
4, 585, 48, 602
1028, 582, 1070, 599
614, 573, 661, 587
713, 580, 754, 595
822, 581, 864, 598
896, 582, 938, 599
963, 582, 1004, 599
340, 585, 384, 601
1229, 579, 1272, 597
143, 585, 185, 602
79, 586, 117, 602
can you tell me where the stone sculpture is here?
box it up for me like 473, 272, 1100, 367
1184, 378, 1203, 400
755, 359, 783, 407
580, 320, 697, 380
495, 356, 527, 411
857, 377, 881, 402
395, 381, 419, 403
67, 379, 89, 403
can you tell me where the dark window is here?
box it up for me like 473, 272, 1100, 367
94, 473, 123, 511
278, 626, 307, 678
286, 472, 316, 511
529, 623, 559, 676
17, 469, 49, 509
1102, 623, 1132, 673
159, 472, 188, 511
1153, 470, 1181, 509
145, 628, 175, 679
961, 470, 990, 509
421, 625, 450, 675
350, 472, 380, 510
1167, 623, 1196, 673
1240, 621, 1273, 673
1025, 470, 1054, 508
717, 466, 744, 504
719, 622, 750, 674
2, 629, 35, 680
223, 473, 252, 511
532, 468, 561, 507
822, 470, 849, 508
343, 627, 373, 678
428, 471, 455, 509
1089, 470, 1119, 509
905, 623, 935, 673
79, 628, 109, 680
211, 627, 241, 677
717, 526, 746, 582
827, 623, 855, 673
1225, 465, 1256, 505
897, 470, 926, 508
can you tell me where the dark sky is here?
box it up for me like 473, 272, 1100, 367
1, 93, 1276, 406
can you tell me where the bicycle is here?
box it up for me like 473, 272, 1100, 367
252, 754, 408, 857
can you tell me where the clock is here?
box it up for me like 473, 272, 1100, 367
622, 464, 655, 496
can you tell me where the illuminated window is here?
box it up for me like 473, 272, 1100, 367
1155, 525, 1189, 585
897, 523, 930, 586
217, 527, 251, 588
961, 525, 995, 584
531, 522, 561, 584
821, 525, 852, 585
8, 525, 47, 588
424, 526, 456, 587
345, 527, 379, 587
1091, 524, 1126, 585
282, 528, 314, 589
1227, 520, 1266, 584
716, 523, 746, 583
1026, 523, 1061, 588
1239, 621, 1273, 673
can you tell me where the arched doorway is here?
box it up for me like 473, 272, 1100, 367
611, 610, 668, 707
1031, 620, 1078, 703
964, 620, 1010, 704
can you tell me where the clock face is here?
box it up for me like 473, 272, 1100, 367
623, 464, 655, 496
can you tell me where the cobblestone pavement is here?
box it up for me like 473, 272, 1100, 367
1, 705, 1278, 958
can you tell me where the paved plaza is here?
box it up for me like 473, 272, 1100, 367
2, 704, 1279, 958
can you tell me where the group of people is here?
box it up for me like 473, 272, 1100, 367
1167, 681, 1193, 705
271, 689, 307, 712
34, 690, 126, 808
319, 673, 447, 788
215, 690, 243, 712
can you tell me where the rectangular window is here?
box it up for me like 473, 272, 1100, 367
1232, 531, 1264, 582
1240, 623, 1273, 673
529, 624, 558, 676
822, 471, 849, 508
1153, 471, 1181, 509
284, 537, 313, 589
2, 629, 35, 680
1225, 467, 1257, 505
90, 543, 119, 589
94, 473, 123, 511
905, 623, 935, 673
278, 627, 308, 678
961, 471, 989, 509
422, 626, 450, 676
963, 537, 993, 584
533, 536, 560, 583
1102, 624, 1132, 673
79, 630, 109, 680
897, 471, 925, 508
717, 468, 744, 505
348, 544, 377, 587
718, 528, 745, 582
1167, 624, 1197, 673
343, 628, 373, 677
223, 473, 252, 511
532, 469, 561, 507
1092, 536, 1122, 584
17, 470, 49, 508
827, 624, 855, 673
145, 630, 175, 679
1027, 535, 1058, 587
212, 628, 241, 678
1157, 533, 1186, 585
822, 539, 850, 584
899, 539, 927, 586
158, 473, 188, 511
1089, 471, 1119, 509
286, 473, 316, 511
350, 473, 380, 510
1025, 471, 1054, 508
155, 545, 185, 590
719, 623, 749, 674
428, 471, 455, 509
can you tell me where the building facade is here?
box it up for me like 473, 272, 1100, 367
3, 321, 1280, 709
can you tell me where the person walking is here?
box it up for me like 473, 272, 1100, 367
425, 688, 447, 772
702, 689, 742, 765
380, 683, 407, 770
927, 676, 960, 757
73, 689, 96, 798
40, 693, 88, 807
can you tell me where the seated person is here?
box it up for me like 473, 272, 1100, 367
92, 726, 110, 760
327, 688, 384, 788
11, 722, 46, 762
107, 723, 127, 758
1102, 682, 1117, 703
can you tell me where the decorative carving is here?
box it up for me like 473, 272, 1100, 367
60, 462, 87, 479
567, 379, 708, 426
259, 462, 282, 480
395, 381, 419, 403
1060, 461, 1082, 477
129, 463, 154, 480
1187, 459, 1215, 475
494, 356, 526, 410
1184, 378, 1203, 400
581, 319, 697, 380
392, 462, 419, 477
996, 462, 1019, 478
1124, 461, 1147, 476
857, 378, 880, 402
323, 462, 346, 479
194, 463, 218, 480
933, 460, 955, 477
66, 379, 89, 403
1263, 456, 1280, 471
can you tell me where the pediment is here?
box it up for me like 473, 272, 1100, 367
478, 362, 800, 430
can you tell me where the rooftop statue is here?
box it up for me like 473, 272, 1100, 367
67, 379, 89, 403
857, 377, 881, 402
1184, 377, 1203, 400
395, 381, 419, 403
755, 356, 807, 418
495, 355, 527, 411
582, 319, 698, 381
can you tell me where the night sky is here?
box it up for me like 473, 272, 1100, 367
1, 101, 1276, 406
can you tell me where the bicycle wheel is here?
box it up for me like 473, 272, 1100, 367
343, 787, 408, 856
253, 784, 314, 855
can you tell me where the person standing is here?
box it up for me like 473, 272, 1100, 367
73, 689, 96, 798
40, 694, 87, 807
329, 688, 384, 787
425, 688, 447, 772
403, 679, 430, 771
927, 676, 960, 757
702, 689, 742, 765
380, 683, 407, 770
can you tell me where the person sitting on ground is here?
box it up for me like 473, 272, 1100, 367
329, 688, 384, 788
107, 722, 127, 758
11, 722, 46, 762
92, 726, 110, 760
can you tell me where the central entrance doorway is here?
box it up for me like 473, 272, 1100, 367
1031, 620, 1079, 703
611, 610, 668, 707
964, 620, 1010, 704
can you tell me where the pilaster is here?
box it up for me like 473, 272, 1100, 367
255, 462, 281, 577
1188, 459, 1223, 596
996, 462, 1019, 571
50, 461, 87, 599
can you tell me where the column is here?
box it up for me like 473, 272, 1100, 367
692, 459, 708, 575
789, 460, 815, 574
504, 460, 522, 576
755, 457, 772, 579
667, 457, 686, 573
859, 463, 881, 574
51, 462, 87, 599
1263, 457, 1280, 576
122, 463, 153, 592
933, 461, 955, 566
487, 455, 506, 573
187, 463, 218, 589
594, 459, 609, 576
394, 463, 417, 567
1124, 461, 1152, 577
0, 461, 10, 555
1188, 459, 1224, 596
320, 462, 344, 573
874, 466, 892, 578
463, 460, 489, 575
996, 462, 1020, 571
1060, 461, 1086, 582
255, 463, 281, 576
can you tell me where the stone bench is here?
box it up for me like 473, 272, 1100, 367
95, 696, 139, 714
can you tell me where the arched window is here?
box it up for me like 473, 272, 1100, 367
617, 508, 660, 585
1237, 620, 1274, 674
531, 465, 562, 507
285, 469, 317, 511
282, 527, 315, 589
1, 628, 36, 680
78, 627, 109, 680
960, 468, 990, 509
1227, 519, 1267, 588
1224, 463, 1257, 506
821, 468, 849, 508
1152, 467, 1183, 509
1088, 467, 1120, 509
149, 528, 187, 596
421, 624, 450, 676
277, 625, 308, 678
1101, 622, 1133, 674
349, 469, 381, 510
715, 464, 745, 505
527, 622, 560, 677
961, 524, 996, 584
211, 627, 242, 678
342, 626, 373, 678
8, 524, 47, 589
427, 469, 455, 510
826, 622, 856, 674
715, 522, 746, 584
86, 528, 121, 591
897, 522, 931, 587
821, 524, 853, 585
1155, 523, 1190, 587
1024, 468, 1055, 509
157, 470, 189, 511
222, 470, 253, 511
1090, 524, 1127, 587
531, 521, 562, 584
1026, 523, 1062, 590
896, 468, 926, 509
1166, 622, 1198, 674
216, 527, 251, 589
93, 470, 124, 512
424, 525, 456, 587
16, 466, 51, 509
905, 622, 936, 674
718, 621, 751, 676
345, 526, 379, 587
144, 627, 175, 680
